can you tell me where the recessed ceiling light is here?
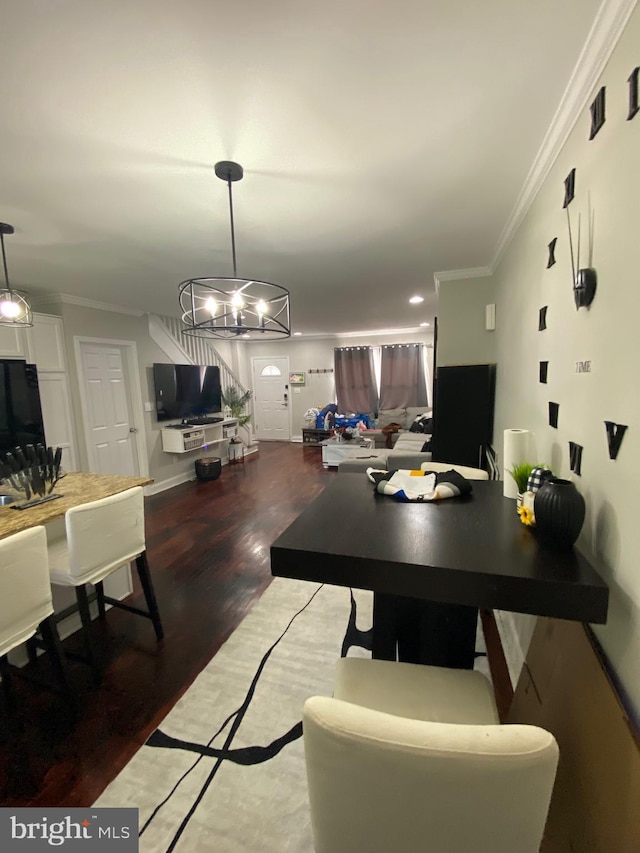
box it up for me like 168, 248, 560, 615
409, 295, 424, 304
293, 331, 302, 336
420, 322, 430, 327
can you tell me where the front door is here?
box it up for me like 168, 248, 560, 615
251, 356, 291, 441
78, 342, 140, 475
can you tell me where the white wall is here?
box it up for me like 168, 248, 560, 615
237, 329, 434, 439
439, 7, 640, 721
436, 276, 496, 366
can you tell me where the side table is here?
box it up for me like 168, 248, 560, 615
228, 440, 245, 465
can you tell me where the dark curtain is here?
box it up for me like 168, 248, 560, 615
334, 347, 378, 415
379, 344, 428, 409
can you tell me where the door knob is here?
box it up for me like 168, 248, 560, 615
129, 427, 138, 433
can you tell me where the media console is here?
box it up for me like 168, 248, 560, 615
160, 418, 238, 454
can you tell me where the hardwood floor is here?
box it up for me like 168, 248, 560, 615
0, 442, 510, 806
0, 442, 332, 806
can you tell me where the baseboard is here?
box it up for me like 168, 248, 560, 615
145, 471, 194, 495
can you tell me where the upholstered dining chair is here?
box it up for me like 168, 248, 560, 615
47, 486, 163, 679
303, 658, 558, 853
0, 526, 73, 709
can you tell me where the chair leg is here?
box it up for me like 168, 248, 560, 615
26, 636, 39, 665
39, 615, 76, 709
95, 581, 106, 620
75, 585, 101, 684
0, 654, 17, 717
135, 552, 164, 641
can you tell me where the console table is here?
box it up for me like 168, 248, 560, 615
302, 428, 331, 445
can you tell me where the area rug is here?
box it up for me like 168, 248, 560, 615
96, 579, 489, 852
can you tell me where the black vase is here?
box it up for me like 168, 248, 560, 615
534, 478, 585, 549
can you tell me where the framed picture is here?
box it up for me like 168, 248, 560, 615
289, 372, 306, 386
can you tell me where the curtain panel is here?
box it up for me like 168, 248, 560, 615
379, 344, 428, 409
334, 347, 379, 415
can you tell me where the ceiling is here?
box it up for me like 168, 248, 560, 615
0, 0, 607, 337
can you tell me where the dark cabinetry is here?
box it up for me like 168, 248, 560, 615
431, 364, 496, 469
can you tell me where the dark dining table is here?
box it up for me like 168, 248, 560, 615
270, 475, 609, 668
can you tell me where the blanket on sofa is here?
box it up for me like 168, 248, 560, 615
367, 468, 473, 502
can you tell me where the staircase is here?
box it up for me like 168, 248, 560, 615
148, 314, 255, 445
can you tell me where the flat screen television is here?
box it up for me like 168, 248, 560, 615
0, 359, 46, 457
153, 363, 222, 422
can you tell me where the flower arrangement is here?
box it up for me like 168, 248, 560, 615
517, 503, 536, 526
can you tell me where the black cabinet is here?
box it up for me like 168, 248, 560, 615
431, 364, 496, 469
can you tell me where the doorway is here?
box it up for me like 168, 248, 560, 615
75, 338, 149, 476
251, 356, 291, 441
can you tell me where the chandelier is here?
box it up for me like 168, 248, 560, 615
179, 161, 290, 339
0, 223, 33, 328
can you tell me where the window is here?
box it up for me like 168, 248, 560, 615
260, 365, 281, 376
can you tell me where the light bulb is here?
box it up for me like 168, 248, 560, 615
256, 299, 268, 316
0, 298, 21, 319
231, 292, 244, 310
205, 296, 217, 317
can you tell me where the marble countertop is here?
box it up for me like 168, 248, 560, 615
0, 472, 153, 540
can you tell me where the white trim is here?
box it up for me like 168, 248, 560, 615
433, 267, 492, 293
434, 0, 639, 286
146, 470, 195, 495
35, 293, 145, 316
264, 326, 435, 341
251, 355, 291, 441
73, 336, 150, 478
492, 0, 639, 270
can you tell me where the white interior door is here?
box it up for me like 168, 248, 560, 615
78, 342, 140, 475
252, 356, 291, 441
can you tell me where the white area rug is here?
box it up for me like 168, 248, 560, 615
96, 579, 489, 852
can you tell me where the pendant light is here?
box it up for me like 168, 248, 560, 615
0, 223, 33, 327
179, 161, 290, 339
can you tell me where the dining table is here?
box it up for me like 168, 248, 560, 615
270, 474, 609, 668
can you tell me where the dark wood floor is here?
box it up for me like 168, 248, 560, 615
0, 442, 332, 806
0, 442, 511, 806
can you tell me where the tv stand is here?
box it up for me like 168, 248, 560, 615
160, 418, 238, 454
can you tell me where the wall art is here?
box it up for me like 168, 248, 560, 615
589, 87, 606, 140
604, 421, 627, 460
569, 441, 583, 476
549, 402, 559, 428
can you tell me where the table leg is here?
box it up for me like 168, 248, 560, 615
372, 593, 477, 669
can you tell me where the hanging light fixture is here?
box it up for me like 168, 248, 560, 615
0, 223, 33, 327
179, 161, 290, 339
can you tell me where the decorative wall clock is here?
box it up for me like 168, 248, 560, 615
563, 168, 597, 309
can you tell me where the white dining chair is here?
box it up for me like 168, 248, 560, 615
47, 486, 163, 679
419, 461, 489, 480
304, 658, 558, 853
0, 526, 73, 710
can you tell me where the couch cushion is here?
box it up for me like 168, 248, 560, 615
377, 408, 407, 429
392, 432, 430, 452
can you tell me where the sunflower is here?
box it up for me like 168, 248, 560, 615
518, 505, 536, 527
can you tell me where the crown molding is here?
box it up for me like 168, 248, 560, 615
241, 325, 434, 342
491, 0, 638, 270
34, 292, 145, 316
434, 0, 637, 289
433, 267, 492, 293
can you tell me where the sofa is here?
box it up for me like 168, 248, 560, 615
338, 431, 433, 474
365, 407, 433, 449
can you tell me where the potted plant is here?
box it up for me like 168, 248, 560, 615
509, 463, 535, 507
222, 386, 252, 441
